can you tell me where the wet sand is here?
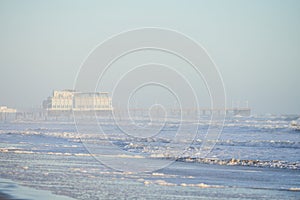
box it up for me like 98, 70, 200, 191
0, 178, 75, 200
0, 192, 11, 200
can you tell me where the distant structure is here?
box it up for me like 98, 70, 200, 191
43, 90, 113, 115
0, 106, 17, 121
0, 106, 17, 113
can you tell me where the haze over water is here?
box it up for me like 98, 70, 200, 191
0, 1, 300, 200
0, 0, 300, 114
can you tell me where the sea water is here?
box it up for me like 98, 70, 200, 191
0, 115, 299, 199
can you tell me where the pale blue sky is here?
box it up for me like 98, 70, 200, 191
0, 0, 299, 114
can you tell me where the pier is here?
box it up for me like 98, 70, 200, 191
0, 107, 251, 122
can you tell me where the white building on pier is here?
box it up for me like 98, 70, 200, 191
0, 106, 17, 113
43, 90, 113, 112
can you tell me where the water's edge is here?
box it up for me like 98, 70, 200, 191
0, 178, 75, 200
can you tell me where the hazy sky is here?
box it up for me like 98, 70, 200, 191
0, 0, 299, 114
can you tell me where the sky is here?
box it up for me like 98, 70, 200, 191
0, 0, 299, 114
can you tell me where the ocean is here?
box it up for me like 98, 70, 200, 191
0, 114, 299, 199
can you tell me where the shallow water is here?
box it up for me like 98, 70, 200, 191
0, 115, 299, 199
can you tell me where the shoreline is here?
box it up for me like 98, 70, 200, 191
0, 192, 12, 200
0, 178, 75, 200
